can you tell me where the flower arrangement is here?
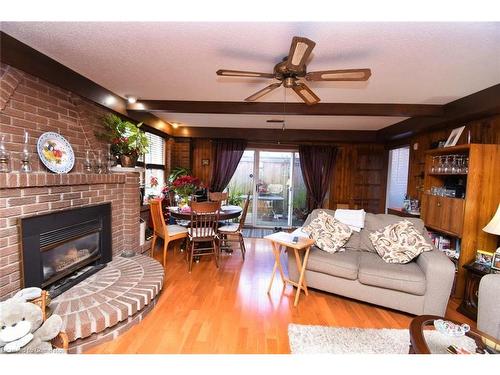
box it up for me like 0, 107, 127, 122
171, 175, 202, 199
150, 176, 159, 188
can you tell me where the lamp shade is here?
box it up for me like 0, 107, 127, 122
483, 204, 500, 236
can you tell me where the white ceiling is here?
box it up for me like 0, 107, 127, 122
1, 22, 499, 130
157, 113, 408, 130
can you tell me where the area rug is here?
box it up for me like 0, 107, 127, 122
288, 324, 478, 354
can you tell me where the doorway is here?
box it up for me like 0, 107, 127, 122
227, 150, 307, 228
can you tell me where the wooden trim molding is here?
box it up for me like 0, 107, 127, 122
0, 31, 173, 136
127, 100, 444, 117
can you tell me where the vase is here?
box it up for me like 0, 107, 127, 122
178, 196, 188, 209
120, 154, 138, 168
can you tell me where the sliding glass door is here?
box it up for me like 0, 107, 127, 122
227, 149, 307, 228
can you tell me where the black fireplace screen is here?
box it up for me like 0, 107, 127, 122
21, 203, 112, 297
42, 231, 100, 286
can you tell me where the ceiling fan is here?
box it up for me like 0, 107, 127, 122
216, 36, 371, 105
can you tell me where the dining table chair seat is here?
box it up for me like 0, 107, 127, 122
188, 227, 216, 238
167, 225, 189, 235
217, 223, 240, 233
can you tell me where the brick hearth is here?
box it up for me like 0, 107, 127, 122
50, 254, 163, 343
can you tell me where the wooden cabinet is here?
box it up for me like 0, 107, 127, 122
421, 194, 464, 237
421, 144, 500, 298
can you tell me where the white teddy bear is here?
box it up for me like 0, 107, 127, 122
0, 287, 64, 354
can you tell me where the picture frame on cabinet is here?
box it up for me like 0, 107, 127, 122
475, 249, 493, 267
492, 251, 500, 271
444, 126, 465, 147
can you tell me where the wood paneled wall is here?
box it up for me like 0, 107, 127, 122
328, 144, 388, 213
191, 139, 213, 187
406, 114, 500, 201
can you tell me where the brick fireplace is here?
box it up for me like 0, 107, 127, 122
0, 62, 142, 300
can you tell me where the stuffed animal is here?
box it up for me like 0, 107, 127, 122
0, 287, 64, 354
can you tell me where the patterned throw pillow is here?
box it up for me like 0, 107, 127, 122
369, 220, 433, 264
302, 211, 353, 253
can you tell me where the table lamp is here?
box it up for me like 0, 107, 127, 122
483, 203, 500, 270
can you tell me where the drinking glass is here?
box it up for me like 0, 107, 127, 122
451, 155, 458, 174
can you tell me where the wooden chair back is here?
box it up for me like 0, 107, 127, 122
190, 201, 221, 239
149, 198, 167, 238
209, 191, 228, 204
237, 193, 251, 231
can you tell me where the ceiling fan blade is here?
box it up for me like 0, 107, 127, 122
244, 82, 282, 102
216, 69, 275, 78
285, 36, 316, 72
291, 82, 320, 105
305, 68, 372, 81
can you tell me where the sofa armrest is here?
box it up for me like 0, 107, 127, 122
416, 250, 456, 315
478, 274, 500, 340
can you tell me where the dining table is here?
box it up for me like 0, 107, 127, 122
168, 205, 243, 221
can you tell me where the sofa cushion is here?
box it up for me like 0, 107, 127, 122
304, 209, 361, 250
306, 248, 360, 280
369, 220, 433, 264
359, 213, 432, 252
302, 211, 353, 254
358, 252, 426, 295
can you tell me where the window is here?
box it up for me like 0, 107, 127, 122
139, 132, 166, 200
386, 146, 410, 211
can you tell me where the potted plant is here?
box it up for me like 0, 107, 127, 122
97, 114, 149, 167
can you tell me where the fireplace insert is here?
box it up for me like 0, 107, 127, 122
21, 203, 112, 298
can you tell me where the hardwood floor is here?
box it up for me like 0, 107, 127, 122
86, 238, 475, 354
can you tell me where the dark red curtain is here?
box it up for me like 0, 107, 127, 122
299, 145, 337, 212
209, 139, 247, 192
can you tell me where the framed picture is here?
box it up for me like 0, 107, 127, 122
444, 126, 465, 147
201, 159, 210, 166
492, 251, 500, 271
475, 250, 494, 267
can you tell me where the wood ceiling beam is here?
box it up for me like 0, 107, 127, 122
377, 84, 500, 141
0, 31, 174, 136
173, 126, 377, 143
127, 100, 444, 117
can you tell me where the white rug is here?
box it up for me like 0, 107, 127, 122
288, 324, 478, 354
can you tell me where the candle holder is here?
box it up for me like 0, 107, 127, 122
20, 130, 32, 173
106, 144, 116, 173
94, 149, 104, 174
84, 150, 93, 173
0, 134, 11, 173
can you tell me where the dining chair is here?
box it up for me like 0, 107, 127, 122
217, 193, 250, 260
208, 191, 228, 206
149, 198, 188, 267
187, 201, 221, 272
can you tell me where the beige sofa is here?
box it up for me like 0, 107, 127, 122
288, 209, 456, 316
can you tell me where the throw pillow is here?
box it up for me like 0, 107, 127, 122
302, 211, 353, 253
369, 220, 433, 264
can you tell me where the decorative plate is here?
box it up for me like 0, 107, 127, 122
37, 132, 75, 174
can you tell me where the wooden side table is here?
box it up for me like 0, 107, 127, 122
457, 262, 491, 320
264, 232, 315, 307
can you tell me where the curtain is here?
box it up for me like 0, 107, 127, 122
299, 145, 337, 212
209, 139, 247, 192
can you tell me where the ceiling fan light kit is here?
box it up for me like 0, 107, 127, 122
216, 36, 371, 105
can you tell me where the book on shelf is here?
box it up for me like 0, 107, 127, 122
427, 230, 460, 261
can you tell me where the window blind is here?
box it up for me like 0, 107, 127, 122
386, 146, 410, 210
143, 132, 165, 166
